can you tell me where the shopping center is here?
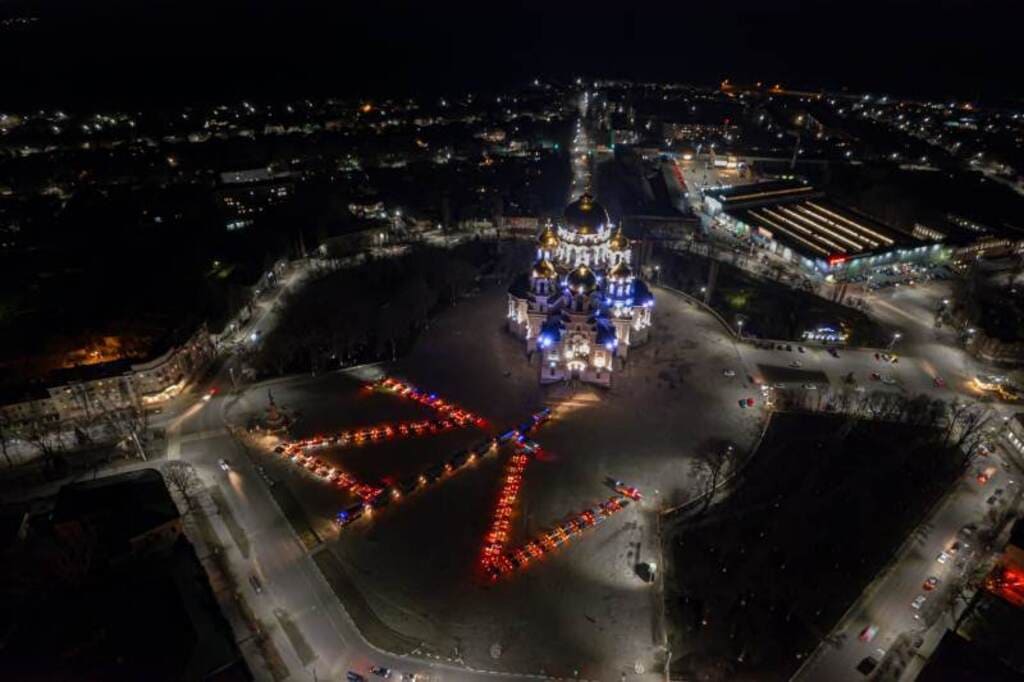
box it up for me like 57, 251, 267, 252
702, 179, 949, 278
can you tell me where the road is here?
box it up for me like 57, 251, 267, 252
570, 94, 593, 200
170, 383, 587, 682
793, 447, 1019, 682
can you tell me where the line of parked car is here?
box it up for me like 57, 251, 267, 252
335, 410, 553, 529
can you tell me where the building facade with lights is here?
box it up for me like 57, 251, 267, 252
506, 193, 654, 386
702, 179, 943, 278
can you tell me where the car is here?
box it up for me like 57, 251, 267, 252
856, 656, 879, 675
347, 673, 367, 682
218, 458, 230, 471
978, 466, 996, 484
336, 504, 364, 526
722, 369, 736, 377
401, 675, 418, 682
859, 624, 879, 642
933, 376, 946, 388
203, 387, 219, 401
881, 375, 897, 385
828, 348, 840, 358
249, 574, 263, 594
923, 576, 939, 591
937, 551, 950, 564
615, 484, 642, 501
786, 344, 793, 351
987, 495, 999, 505
798, 346, 805, 353
911, 595, 927, 610
960, 523, 977, 536
995, 488, 1004, 497
789, 361, 803, 368
803, 383, 818, 390
370, 667, 392, 679
870, 372, 881, 381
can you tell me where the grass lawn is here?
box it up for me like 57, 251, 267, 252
657, 246, 888, 346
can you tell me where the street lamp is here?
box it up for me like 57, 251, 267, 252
888, 331, 902, 350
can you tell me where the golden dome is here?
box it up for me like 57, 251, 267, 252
537, 223, 559, 249
608, 228, 629, 252
563, 193, 609, 235
609, 261, 633, 280
531, 258, 557, 279
566, 264, 598, 293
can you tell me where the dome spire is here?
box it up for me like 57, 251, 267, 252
609, 226, 629, 252
537, 222, 559, 250
563, 193, 608, 234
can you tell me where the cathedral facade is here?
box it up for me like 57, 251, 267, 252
506, 193, 654, 387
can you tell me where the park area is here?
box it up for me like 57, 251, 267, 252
656, 246, 888, 346
664, 412, 964, 681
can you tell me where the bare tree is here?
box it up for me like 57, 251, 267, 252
942, 400, 974, 446
163, 461, 202, 512
20, 414, 67, 473
690, 440, 739, 517
72, 381, 149, 461
939, 560, 994, 634
0, 415, 14, 468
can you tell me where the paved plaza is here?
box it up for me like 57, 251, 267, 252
226, 283, 765, 679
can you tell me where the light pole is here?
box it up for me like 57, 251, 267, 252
888, 331, 902, 351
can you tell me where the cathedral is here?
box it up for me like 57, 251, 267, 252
506, 193, 654, 386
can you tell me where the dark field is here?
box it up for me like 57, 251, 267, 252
666, 412, 963, 680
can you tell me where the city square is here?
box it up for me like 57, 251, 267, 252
223, 280, 765, 679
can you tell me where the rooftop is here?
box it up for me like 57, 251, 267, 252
728, 197, 913, 261
704, 178, 821, 209
53, 468, 180, 559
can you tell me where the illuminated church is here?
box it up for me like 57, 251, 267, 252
506, 193, 654, 386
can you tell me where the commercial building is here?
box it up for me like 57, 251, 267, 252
53, 469, 184, 565
916, 213, 1024, 260
1004, 413, 1024, 465
702, 179, 945, 277
216, 166, 295, 230
507, 193, 654, 387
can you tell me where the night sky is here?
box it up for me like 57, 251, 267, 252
1, 0, 1019, 106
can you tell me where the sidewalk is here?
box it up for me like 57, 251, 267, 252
166, 459, 302, 682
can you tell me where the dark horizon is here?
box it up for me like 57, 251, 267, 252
1, 0, 1020, 109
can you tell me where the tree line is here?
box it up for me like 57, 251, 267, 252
251, 240, 530, 378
